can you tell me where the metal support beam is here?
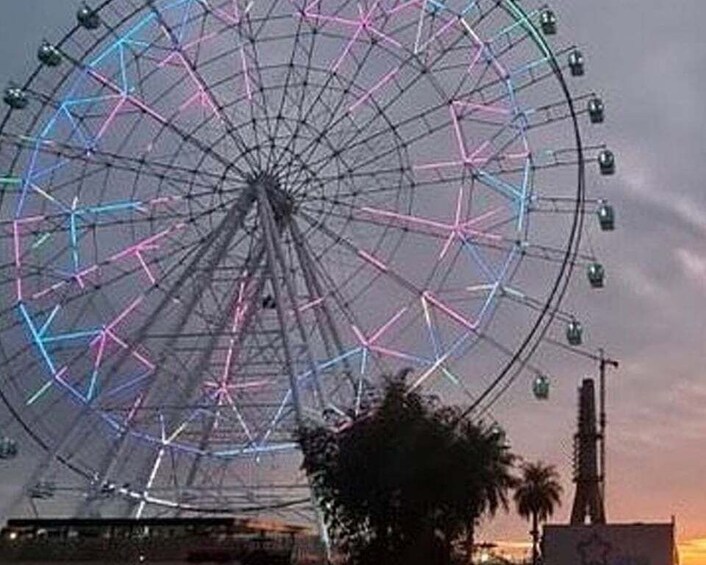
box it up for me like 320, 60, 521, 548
289, 219, 357, 394
255, 184, 305, 427
256, 191, 327, 411
77, 188, 257, 517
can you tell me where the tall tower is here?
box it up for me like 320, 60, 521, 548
570, 378, 606, 524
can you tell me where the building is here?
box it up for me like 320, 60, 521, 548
543, 522, 678, 565
0, 517, 325, 564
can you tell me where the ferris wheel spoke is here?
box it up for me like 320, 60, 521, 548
259, 13, 312, 172
144, 0, 260, 171
297, 209, 431, 306
0, 131, 228, 194
52, 38, 246, 179
288, 220, 384, 408
256, 182, 323, 421
71, 188, 260, 511
289, 219, 357, 389
233, 0, 287, 155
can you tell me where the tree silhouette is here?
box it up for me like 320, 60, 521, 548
298, 380, 516, 565
513, 461, 563, 565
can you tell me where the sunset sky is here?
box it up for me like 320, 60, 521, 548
0, 1, 704, 564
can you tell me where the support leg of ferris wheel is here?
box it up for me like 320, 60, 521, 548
256, 180, 327, 412
4, 190, 255, 519
289, 219, 358, 394
256, 180, 331, 556
77, 189, 259, 517
2, 408, 89, 519
177, 261, 269, 514
131, 243, 270, 519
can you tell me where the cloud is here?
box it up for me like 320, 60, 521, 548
677, 249, 706, 288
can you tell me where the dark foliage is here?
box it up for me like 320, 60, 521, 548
513, 461, 563, 565
297, 382, 517, 565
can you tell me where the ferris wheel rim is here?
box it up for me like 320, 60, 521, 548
0, 0, 596, 515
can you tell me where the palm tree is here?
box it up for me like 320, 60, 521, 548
513, 461, 563, 565
461, 422, 517, 565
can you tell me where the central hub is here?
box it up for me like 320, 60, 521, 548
247, 171, 294, 222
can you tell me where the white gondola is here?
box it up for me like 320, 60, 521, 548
597, 201, 615, 231
588, 97, 605, 123
533, 375, 550, 400
540, 10, 557, 35
3, 85, 28, 110
566, 319, 583, 346
568, 49, 584, 76
587, 262, 605, 288
0, 437, 18, 459
38, 42, 62, 67
598, 149, 616, 175
77, 4, 101, 30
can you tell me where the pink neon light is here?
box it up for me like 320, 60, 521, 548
467, 46, 484, 75
467, 140, 491, 164
33, 223, 184, 300
351, 308, 410, 362
105, 328, 156, 370
352, 308, 406, 346
88, 69, 168, 126
461, 25, 508, 79
358, 249, 388, 272
13, 221, 22, 301
351, 324, 367, 346
453, 100, 511, 116
109, 224, 184, 282
385, 0, 420, 16
135, 252, 156, 284
422, 291, 476, 331
369, 345, 419, 363
93, 332, 107, 371
349, 66, 399, 113
410, 350, 452, 390
95, 98, 126, 142
148, 196, 184, 206
415, 108, 510, 171
360, 205, 502, 244
439, 187, 465, 259
302, 0, 400, 72
205, 379, 270, 394
221, 280, 249, 383
414, 102, 498, 171
361, 206, 451, 231
330, 25, 364, 73
15, 215, 45, 225
158, 31, 219, 67
208, 0, 245, 26
297, 297, 324, 313
369, 307, 407, 343
126, 393, 144, 424
164, 52, 221, 117
74, 272, 86, 289
109, 296, 143, 330
239, 47, 253, 100
32, 265, 99, 300
450, 104, 468, 161
90, 296, 144, 347
415, 11, 458, 53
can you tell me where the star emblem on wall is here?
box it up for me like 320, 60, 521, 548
577, 532, 613, 565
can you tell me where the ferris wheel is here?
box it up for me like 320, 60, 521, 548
0, 0, 614, 519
